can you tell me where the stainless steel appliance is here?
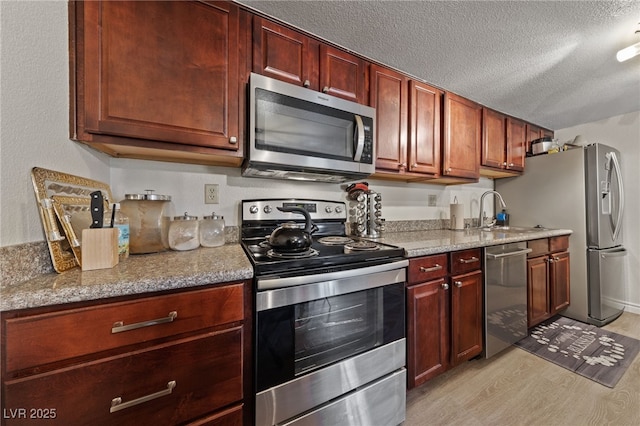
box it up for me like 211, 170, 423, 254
244, 73, 376, 183
241, 199, 407, 426
496, 143, 627, 326
483, 242, 532, 358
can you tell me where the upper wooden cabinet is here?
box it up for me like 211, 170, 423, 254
370, 65, 409, 174
525, 124, 554, 155
71, 0, 246, 166
370, 65, 441, 180
480, 109, 526, 177
442, 93, 482, 181
252, 17, 368, 103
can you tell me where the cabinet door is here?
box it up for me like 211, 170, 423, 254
525, 124, 543, 155
319, 45, 367, 103
550, 251, 570, 314
506, 117, 526, 172
252, 17, 319, 90
450, 270, 483, 365
408, 81, 442, 175
443, 93, 481, 179
82, 1, 240, 150
527, 256, 551, 327
481, 108, 507, 169
370, 65, 408, 173
3, 329, 243, 426
407, 278, 450, 388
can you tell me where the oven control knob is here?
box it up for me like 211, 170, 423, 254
249, 205, 259, 214
325, 206, 333, 213
335, 206, 343, 214
263, 205, 272, 214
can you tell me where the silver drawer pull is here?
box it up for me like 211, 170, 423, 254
458, 257, 479, 264
110, 380, 176, 413
112, 311, 177, 334
419, 264, 443, 273
454, 281, 463, 288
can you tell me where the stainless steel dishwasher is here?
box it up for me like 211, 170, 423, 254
483, 242, 532, 358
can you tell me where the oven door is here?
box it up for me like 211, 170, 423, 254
255, 260, 407, 426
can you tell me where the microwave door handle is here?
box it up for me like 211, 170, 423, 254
607, 151, 625, 241
353, 115, 365, 162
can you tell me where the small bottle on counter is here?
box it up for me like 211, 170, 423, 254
168, 212, 200, 251
199, 213, 225, 247
496, 209, 509, 227
104, 203, 130, 260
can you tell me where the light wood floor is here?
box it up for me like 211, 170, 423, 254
406, 312, 640, 426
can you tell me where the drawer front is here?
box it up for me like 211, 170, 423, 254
408, 254, 448, 284
4, 283, 245, 373
550, 235, 569, 253
527, 238, 550, 258
450, 249, 481, 275
3, 328, 243, 426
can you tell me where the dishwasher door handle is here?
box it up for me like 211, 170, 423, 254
486, 248, 532, 259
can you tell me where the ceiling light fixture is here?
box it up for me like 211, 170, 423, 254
616, 25, 640, 62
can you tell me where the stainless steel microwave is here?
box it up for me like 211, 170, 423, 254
243, 73, 376, 183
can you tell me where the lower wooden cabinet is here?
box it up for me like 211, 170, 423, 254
1, 281, 251, 425
527, 236, 570, 327
406, 249, 483, 389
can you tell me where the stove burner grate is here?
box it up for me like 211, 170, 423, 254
317, 236, 355, 246
267, 248, 320, 259
344, 240, 380, 252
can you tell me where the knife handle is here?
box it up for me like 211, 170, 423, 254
90, 191, 104, 228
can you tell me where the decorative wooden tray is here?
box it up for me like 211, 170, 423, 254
31, 167, 113, 272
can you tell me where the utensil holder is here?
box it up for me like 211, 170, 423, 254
81, 228, 119, 271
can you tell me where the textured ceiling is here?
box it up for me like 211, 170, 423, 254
237, 0, 640, 130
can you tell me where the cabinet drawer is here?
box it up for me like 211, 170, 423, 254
408, 254, 448, 284
550, 235, 569, 253
527, 239, 549, 258
4, 283, 244, 373
450, 249, 482, 275
3, 328, 243, 426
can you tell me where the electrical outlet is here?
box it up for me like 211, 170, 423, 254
428, 194, 437, 207
204, 184, 219, 204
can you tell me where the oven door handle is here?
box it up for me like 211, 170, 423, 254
256, 259, 408, 311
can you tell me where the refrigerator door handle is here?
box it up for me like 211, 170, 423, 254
605, 151, 624, 242
599, 247, 627, 258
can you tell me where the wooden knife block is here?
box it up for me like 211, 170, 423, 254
81, 228, 119, 271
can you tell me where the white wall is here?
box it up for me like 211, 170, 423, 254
555, 111, 640, 314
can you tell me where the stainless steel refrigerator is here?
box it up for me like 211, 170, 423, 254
496, 143, 626, 326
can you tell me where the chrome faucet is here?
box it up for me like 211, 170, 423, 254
478, 190, 507, 228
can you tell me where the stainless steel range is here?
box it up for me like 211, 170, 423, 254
241, 199, 408, 426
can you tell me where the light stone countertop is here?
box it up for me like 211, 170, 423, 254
1, 244, 253, 312
1, 228, 573, 313
375, 227, 573, 257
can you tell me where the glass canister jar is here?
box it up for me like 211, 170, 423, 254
200, 213, 225, 247
168, 212, 199, 251
120, 190, 174, 254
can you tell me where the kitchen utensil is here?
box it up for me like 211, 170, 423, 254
31, 167, 113, 272
89, 191, 104, 228
120, 190, 174, 254
268, 206, 318, 253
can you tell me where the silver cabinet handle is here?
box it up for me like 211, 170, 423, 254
454, 281, 463, 287
486, 248, 532, 259
322, 86, 329, 93
229, 136, 237, 144
303, 80, 310, 88
419, 264, 443, 273
112, 311, 177, 334
458, 256, 479, 264
110, 380, 176, 413
442, 283, 450, 290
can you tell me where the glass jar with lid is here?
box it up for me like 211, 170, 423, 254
168, 212, 199, 251
200, 213, 225, 247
